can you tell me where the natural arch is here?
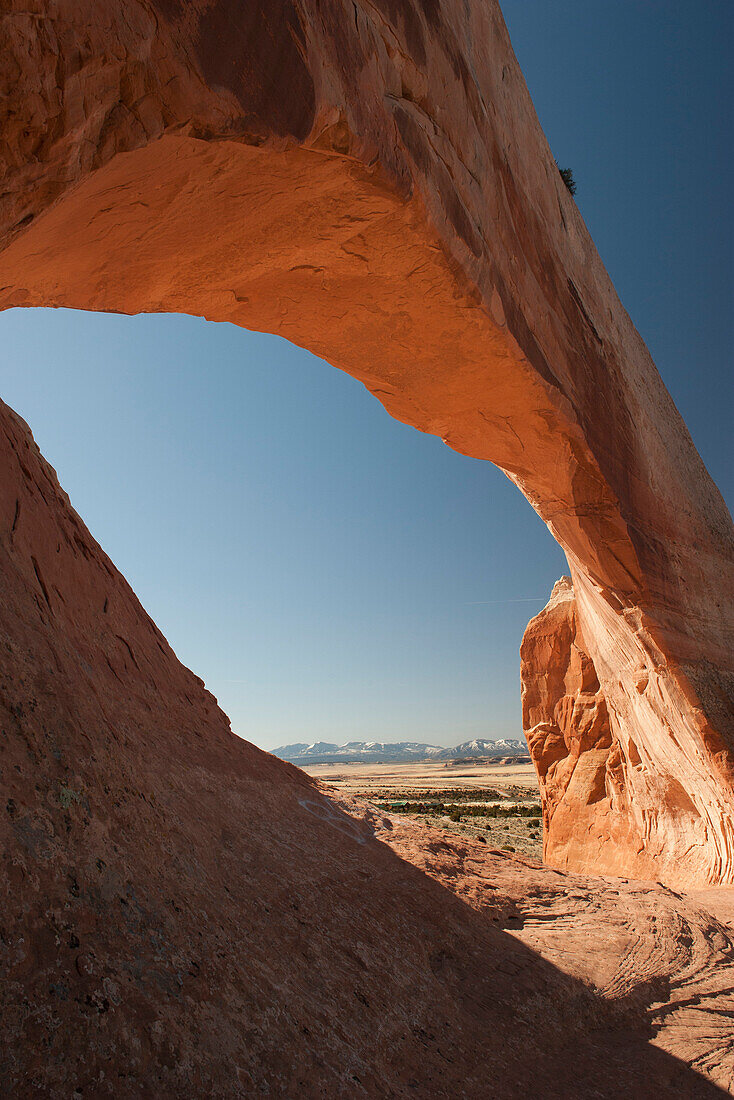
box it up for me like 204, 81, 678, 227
1, 0, 732, 894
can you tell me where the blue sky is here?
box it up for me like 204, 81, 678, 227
1, 2, 730, 750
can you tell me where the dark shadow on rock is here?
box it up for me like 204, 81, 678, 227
0, 709, 727, 1098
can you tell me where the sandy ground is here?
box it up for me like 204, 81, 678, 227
301, 760, 540, 795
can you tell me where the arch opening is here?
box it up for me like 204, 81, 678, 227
2, 304, 566, 771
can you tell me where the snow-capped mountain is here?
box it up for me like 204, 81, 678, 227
271, 738, 528, 764
450, 738, 526, 757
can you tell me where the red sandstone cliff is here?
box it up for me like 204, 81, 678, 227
521, 575, 733, 885
521, 577, 640, 876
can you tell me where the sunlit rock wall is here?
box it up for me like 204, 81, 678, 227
522, 577, 733, 886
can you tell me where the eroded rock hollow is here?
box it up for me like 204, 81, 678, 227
1, 0, 733, 1091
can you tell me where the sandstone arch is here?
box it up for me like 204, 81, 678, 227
1, 0, 732, 890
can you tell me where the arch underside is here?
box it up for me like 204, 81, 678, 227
1, 0, 732, 893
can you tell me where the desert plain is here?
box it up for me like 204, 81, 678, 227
302, 759, 539, 794
303, 760, 543, 856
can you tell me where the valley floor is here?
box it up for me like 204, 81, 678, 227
302, 760, 544, 857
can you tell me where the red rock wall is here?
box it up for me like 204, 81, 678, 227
0, 0, 731, 890
520, 577, 725, 885
521, 578, 615, 867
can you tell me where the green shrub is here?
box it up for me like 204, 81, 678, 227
556, 163, 577, 196
58, 786, 80, 810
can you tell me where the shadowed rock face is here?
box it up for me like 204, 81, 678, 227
0, 0, 732, 1087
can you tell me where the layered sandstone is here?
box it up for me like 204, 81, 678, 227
521, 575, 733, 885
521, 577, 615, 869
521, 576, 670, 879
1, 0, 731, 886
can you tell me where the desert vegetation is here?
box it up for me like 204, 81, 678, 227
374, 794, 543, 856
556, 163, 577, 195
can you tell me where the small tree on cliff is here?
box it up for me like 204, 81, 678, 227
556, 162, 577, 196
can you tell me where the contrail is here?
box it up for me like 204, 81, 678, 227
463, 597, 546, 605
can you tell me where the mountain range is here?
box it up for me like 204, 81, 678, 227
271, 738, 529, 765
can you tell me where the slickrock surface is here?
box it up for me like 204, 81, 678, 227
375, 810, 734, 1093
1, 0, 732, 887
